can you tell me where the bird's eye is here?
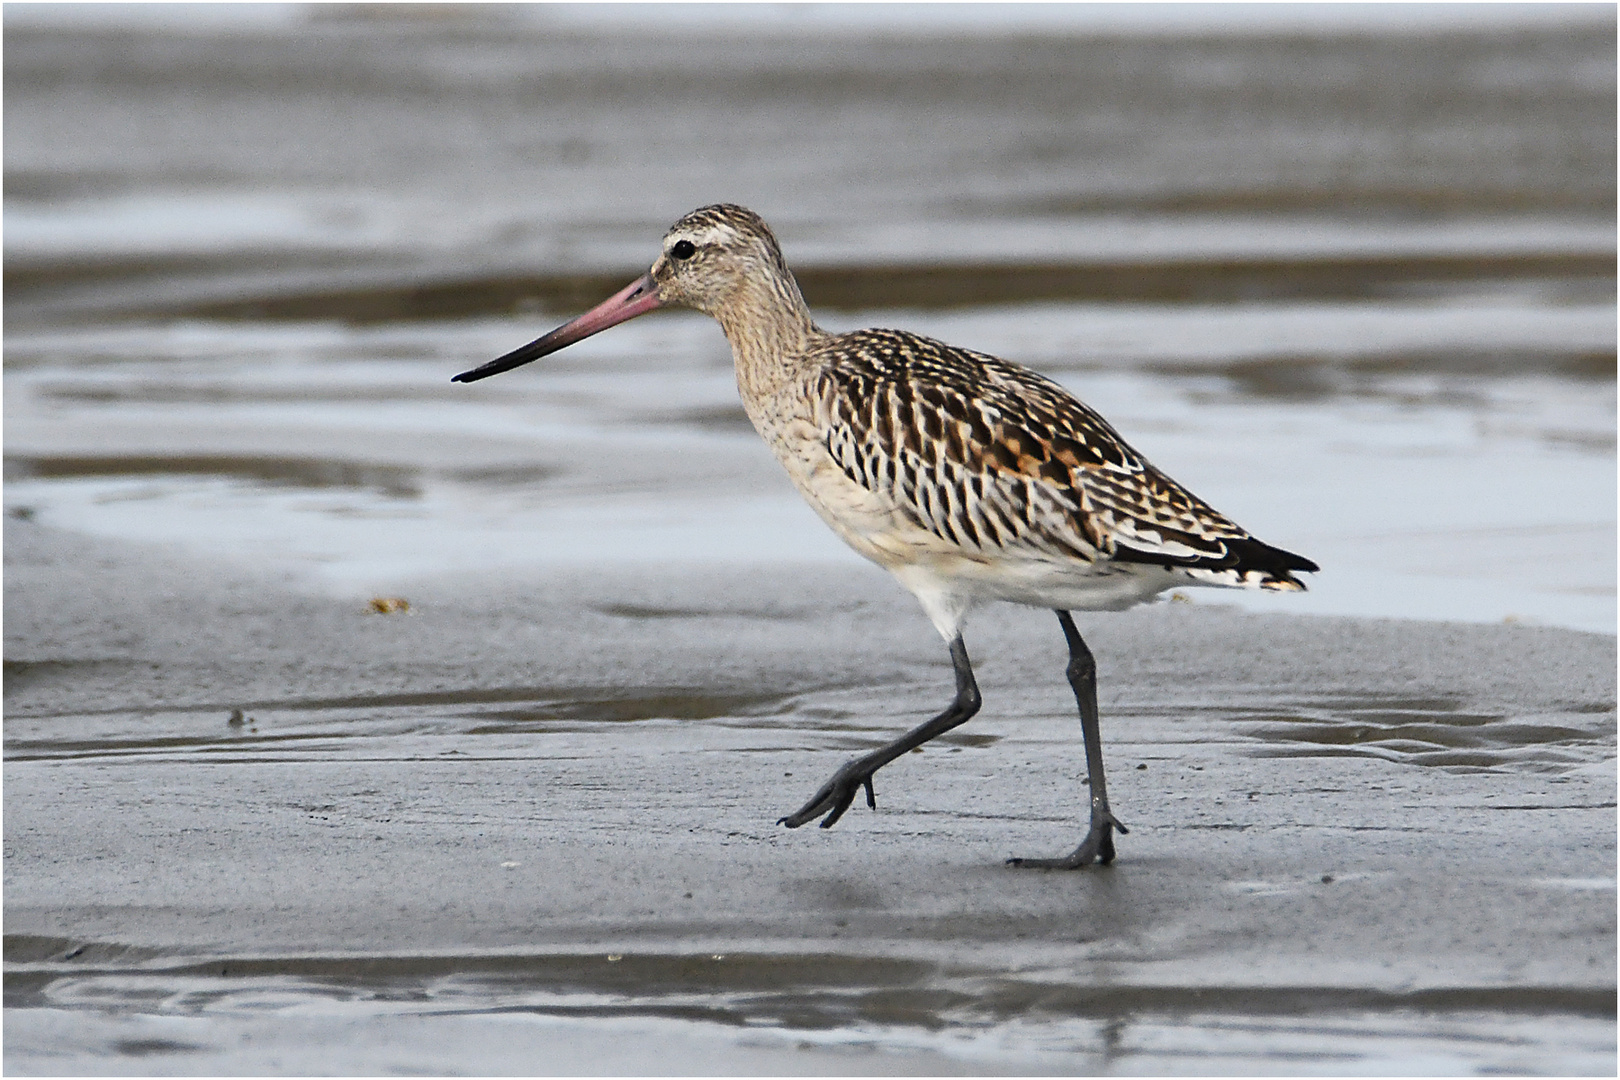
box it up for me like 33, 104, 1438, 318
670, 239, 696, 260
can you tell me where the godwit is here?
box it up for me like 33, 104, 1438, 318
454, 205, 1317, 868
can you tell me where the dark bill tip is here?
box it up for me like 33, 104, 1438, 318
452, 271, 661, 383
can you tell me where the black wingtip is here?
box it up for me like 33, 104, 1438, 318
1112, 535, 1318, 576
1226, 536, 1319, 576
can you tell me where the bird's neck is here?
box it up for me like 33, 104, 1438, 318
713, 273, 823, 403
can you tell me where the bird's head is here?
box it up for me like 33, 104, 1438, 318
648, 204, 794, 318
452, 203, 796, 384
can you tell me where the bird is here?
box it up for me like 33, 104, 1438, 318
453, 204, 1317, 868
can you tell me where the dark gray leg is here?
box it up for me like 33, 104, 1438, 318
1008, 610, 1128, 868
780, 635, 981, 830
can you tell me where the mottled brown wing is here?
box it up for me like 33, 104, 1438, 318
811, 328, 1254, 569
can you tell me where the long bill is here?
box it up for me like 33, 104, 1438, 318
451, 271, 662, 383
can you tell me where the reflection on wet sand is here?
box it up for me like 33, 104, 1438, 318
9, 942, 1612, 1027
5, 454, 423, 498
1236, 692, 1615, 772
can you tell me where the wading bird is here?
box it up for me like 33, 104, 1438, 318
454, 205, 1316, 867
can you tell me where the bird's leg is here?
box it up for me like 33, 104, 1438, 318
1008, 611, 1128, 869
780, 635, 981, 830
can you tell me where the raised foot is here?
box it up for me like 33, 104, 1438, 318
1007, 811, 1129, 870
778, 758, 878, 829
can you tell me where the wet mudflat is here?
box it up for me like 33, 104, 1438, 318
4, 5, 1615, 1073
5, 518, 1615, 1074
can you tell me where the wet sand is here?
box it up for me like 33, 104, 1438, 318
5, 517, 1613, 1074
4, 7, 1613, 1072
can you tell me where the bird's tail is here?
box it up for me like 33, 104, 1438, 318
1201, 536, 1318, 592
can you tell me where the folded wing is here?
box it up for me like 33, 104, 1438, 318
813, 329, 1317, 589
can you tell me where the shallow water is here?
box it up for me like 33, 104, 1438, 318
4, 6, 1615, 1075
6, 299, 1614, 631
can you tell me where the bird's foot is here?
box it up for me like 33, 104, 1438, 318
1007, 809, 1128, 870
778, 759, 878, 829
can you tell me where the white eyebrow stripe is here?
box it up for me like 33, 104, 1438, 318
668, 223, 740, 250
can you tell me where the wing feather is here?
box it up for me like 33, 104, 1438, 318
810, 328, 1308, 581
